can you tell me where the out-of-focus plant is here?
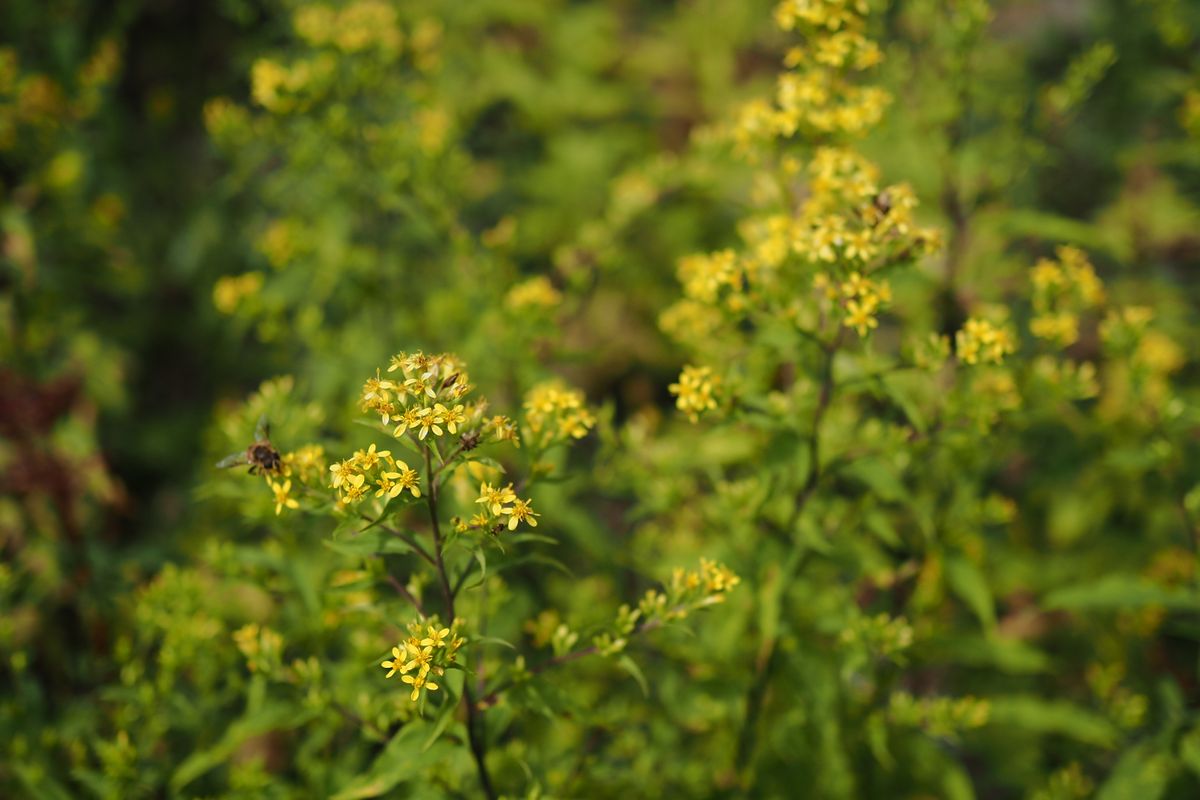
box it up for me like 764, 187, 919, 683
594, 0, 1200, 796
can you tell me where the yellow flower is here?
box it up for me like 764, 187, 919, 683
505, 276, 562, 310
523, 381, 595, 445
269, 479, 299, 515
353, 442, 390, 471
329, 459, 355, 489
415, 407, 443, 440
361, 370, 396, 404
404, 376, 438, 400
421, 626, 451, 647
378, 461, 421, 498
435, 403, 466, 434
1031, 258, 1064, 293
956, 318, 1016, 365
404, 642, 434, 675
283, 444, 325, 482
1030, 312, 1079, 348
374, 472, 399, 499
845, 297, 879, 336
841, 271, 870, 298
392, 406, 422, 438
669, 365, 720, 423
381, 645, 411, 678
339, 473, 368, 504
401, 672, 439, 702
476, 482, 517, 516
505, 498, 539, 530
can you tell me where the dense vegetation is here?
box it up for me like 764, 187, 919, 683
3, 0, 1200, 797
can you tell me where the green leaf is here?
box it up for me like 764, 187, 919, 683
171, 702, 313, 792
1044, 575, 1200, 612
616, 655, 649, 697
987, 695, 1118, 747
945, 555, 995, 630
864, 509, 901, 548
507, 532, 559, 546
474, 635, 517, 650
325, 528, 419, 558
1180, 727, 1200, 779
845, 459, 908, 504
331, 721, 454, 800
927, 634, 1050, 674
12, 765, 74, 800
880, 374, 927, 433
865, 712, 894, 770
422, 678, 462, 752
1096, 743, 1172, 800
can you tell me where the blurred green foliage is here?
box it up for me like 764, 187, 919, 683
1, 0, 1199, 797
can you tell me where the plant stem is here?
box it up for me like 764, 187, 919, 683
734, 337, 838, 782
424, 446, 498, 800
384, 573, 425, 618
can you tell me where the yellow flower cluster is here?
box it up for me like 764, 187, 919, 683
955, 318, 1016, 365
356, 352, 477, 444
381, 620, 465, 701
669, 148, 934, 344
678, 249, 741, 304
668, 558, 742, 608
522, 381, 596, 449
662, 17, 940, 356
774, 0, 869, 32
250, 55, 336, 114
1099, 306, 1154, 350
293, 1, 403, 54
669, 365, 720, 423
233, 623, 284, 674
504, 276, 562, 311
212, 272, 263, 314
659, 298, 723, 346
282, 444, 326, 483
816, 270, 893, 336
586, 560, 740, 659
202, 97, 251, 143
329, 443, 420, 506
472, 482, 539, 531
793, 153, 936, 268
0, 41, 121, 148
257, 219, 303, 269
734, 0, 888, 146
1029, 245, 1105, 348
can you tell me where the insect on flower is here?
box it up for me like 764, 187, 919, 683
216, 414, 284, 475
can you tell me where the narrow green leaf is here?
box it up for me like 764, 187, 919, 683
945, 555, 996, 630
616, 655, 649, 697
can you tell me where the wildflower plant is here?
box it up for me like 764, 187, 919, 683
6, 0, 1200, 797
209, 351, 738, 797
599, 0, 1200, 795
